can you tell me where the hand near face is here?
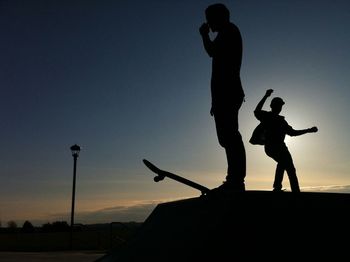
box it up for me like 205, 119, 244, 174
199, 23, 210, 36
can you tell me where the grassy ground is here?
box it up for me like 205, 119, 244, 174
0, 251, 105, 262
0, 222, 142, 252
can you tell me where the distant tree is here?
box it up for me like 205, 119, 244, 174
7, 220, 17, 229
41, 222, 52, 232
52, 221, 70, 231
42, 221, 70, 232
7, 220, 18, 232
21, 220, 35, 233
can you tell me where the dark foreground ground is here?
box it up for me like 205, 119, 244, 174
97, 190, 350, 261
0, 251, 104, 262
0, 222, 141, 252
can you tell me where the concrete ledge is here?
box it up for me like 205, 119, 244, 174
97, 191, 350, 261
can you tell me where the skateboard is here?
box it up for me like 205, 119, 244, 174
143, 159, 210, 196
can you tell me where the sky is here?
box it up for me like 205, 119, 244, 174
1, 0, 350, 226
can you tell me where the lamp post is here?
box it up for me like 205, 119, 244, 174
70, 144, 81, 250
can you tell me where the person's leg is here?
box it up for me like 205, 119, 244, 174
265, 145, 285, 191
225, 132, 246, 189
266, 145, 299, 192
272, 163, 284, 191
283, 149, 299, 192
213, 98, 245, 190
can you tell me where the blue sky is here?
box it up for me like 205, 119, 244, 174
1, 0, 350, 225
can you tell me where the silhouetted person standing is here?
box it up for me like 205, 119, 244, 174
254, 89, 318, 192
200, 3, 246, 191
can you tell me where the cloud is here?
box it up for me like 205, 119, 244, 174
37, 196, 189, 225
75, 201, 158, 224
48, 200, 173, 225
301, 184, 350, 193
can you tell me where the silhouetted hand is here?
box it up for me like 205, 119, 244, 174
309, 127, 318, 133
210, 107, 214, 116
199, 23, 210, 36
265, 89, 273, 97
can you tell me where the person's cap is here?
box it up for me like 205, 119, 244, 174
270, 97, 285, 107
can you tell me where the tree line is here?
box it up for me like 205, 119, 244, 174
0, 220, 71, 233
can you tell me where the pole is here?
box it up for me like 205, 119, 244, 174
70, 154, 78, 250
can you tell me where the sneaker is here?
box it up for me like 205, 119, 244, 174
212, 181, 245, 193
272, 188, 286, 192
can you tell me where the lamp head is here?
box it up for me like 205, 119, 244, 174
70, 144, 81, 157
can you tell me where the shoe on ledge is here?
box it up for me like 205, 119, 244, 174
272, 188, 286, 192
210, 181, 245, 194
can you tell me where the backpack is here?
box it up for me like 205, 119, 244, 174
249, 122, 267, 145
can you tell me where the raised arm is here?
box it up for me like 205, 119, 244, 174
199, 23, 214, 57
254, 89, 273, 118
287, 126, 318, 137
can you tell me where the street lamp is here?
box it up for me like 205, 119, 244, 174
70, 144, 81, 249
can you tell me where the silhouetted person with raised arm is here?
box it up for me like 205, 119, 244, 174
199, 3, 246, 192
254, 89, 318, 192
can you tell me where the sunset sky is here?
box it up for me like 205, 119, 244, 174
1, 0, 350, 225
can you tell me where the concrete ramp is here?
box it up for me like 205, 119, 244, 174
96, 191, 350, 261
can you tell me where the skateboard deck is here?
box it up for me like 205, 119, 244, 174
143, 159, 210, 196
